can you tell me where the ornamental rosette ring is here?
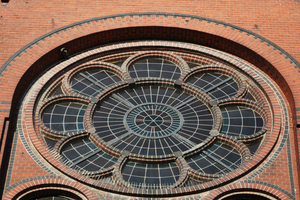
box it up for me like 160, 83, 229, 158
21, 41, 280, 197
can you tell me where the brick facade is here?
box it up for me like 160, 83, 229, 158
0, 0, 300, 199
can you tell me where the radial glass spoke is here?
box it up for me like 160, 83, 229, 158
177, 100, 214, 144
129, 58, 181, 80
221, 106, 264, 137
93, 96, 129, 142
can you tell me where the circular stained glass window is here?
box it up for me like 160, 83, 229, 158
23, 42, 278, 197
93, 84, 213, 157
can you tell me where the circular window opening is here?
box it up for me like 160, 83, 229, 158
20, 42, 279, 197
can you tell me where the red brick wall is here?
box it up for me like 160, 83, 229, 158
1, 0, 300, 118
8, 137, 49, 186
1, 0, 300, 199
1, 0, 299, 64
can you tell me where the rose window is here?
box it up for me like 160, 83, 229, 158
25, 42, 276, 197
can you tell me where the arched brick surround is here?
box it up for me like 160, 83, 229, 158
0, 14, 298, 112
3, 178, 99, 200
1, 12, 299, 199
202, 182, 292, 200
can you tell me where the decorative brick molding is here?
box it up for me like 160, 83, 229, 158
0, 13, 297, 117
3, 178, 99, 200
202, 182, 294, 200
1, 12, 298, 199
12, 41, 288, 197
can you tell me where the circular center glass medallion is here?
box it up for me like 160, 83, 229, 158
125, 104, 182, 139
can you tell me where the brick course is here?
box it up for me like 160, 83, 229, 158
8, 137, 49, 186
0, 0, 300, 199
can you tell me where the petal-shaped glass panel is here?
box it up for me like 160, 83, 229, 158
122, 161, 180, 189
187, 72, 238, 100
70, 68, 122, 97
42, 102, 87, 132
93, 96, 129, 143
186, 142, 242, 175
129, 58, 181, 80
221, 106, 264, 137
60, 137, 117, 172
